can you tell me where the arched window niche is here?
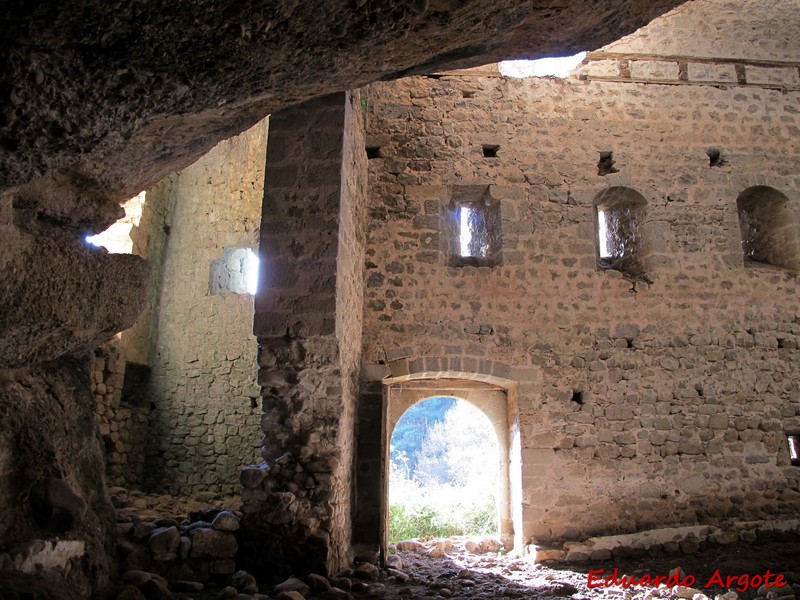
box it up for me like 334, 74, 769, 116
594, 186, 649, 277
736, 186, 800, 271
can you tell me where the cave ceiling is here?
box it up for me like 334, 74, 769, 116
0, 0, 686, 229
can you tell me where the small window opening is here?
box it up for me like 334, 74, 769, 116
736, 186, 800, 271
571, 390, 584, 405
459, 205, 474, 256
597, 151, 619, 176
707, 148, 726, 167
482, 145, 500, 158
366, 146, 381, 159
595, 187, 648, 276
209, 247, 260, 295
444, 186, 503, 268
788, 435, 800, 466
498, 52, 587, 78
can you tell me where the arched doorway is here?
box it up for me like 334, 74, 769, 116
388, 396, 500, 542
382, 377, 520, 556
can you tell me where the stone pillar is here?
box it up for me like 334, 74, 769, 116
240, 91, 366, 578
352, 379, 385, 558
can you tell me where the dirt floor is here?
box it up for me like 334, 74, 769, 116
108, 490, 800, 600
372, 537, 800, 600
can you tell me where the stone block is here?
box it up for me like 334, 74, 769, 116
212, 511, 241, 532
209, 559, 237, 575
746, 66, 800, 87
148, 526, 180, 561
578, 60, 620, 78
687, 63, 737, 82
630, 60, 679, 80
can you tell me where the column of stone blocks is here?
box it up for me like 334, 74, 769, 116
240, 91, 367, 578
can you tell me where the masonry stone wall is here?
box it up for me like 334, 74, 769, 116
240, 91, 367, 578
138, 118, 268, 495
600, 0, 800, 63
360, 0, 800, 548
92, 340, 149, 488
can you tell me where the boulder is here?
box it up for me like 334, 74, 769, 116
231, 570, 258, 593
138, 578, 172, 600
353, 562, 380, 581
189, 528, 238, 558
308, 573, 331, 592
274, 577, 310, 596
212, 511, 241, 532
148, 527, 180, 561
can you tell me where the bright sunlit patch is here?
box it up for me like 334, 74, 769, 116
245, 249, 260, 295
84, 191, 146, 253
459, 205, 473, 256
499, 52, 587, 79
598, 209, 611, 258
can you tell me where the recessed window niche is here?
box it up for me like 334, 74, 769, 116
594, 186, 649, 276
209, 247, 260, 295
736, 186, 800, 271
788, 435, 800, 466
443, 186, 503, 268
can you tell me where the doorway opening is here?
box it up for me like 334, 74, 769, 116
382, 377, 519, 556
389, 396, 500, 542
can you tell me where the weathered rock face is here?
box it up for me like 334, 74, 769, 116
0, 223, 149, 368
0, 0, 683, 218
0, 358, 116, 596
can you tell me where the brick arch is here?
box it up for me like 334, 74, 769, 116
383, 353, 514, 385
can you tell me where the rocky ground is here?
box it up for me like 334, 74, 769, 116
107, 490, 800, 600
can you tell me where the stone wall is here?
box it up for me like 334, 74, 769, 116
359, 0, 800, 549
93, 340, 149, 488
139, 119, 268, 495
600, 0, 800, 62
240, 91, 367, 578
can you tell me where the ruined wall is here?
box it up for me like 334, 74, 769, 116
141, 119, 268, 495
92, 341, 149, 488
361, 0, 800, 548
240, 91, 367, 578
